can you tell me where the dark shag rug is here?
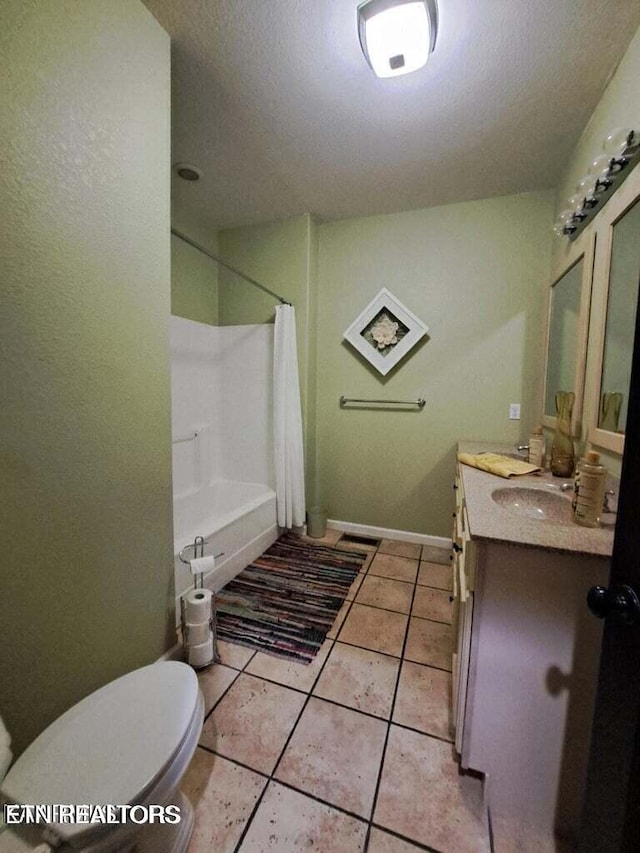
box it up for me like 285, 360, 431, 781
215, 534, 367, 663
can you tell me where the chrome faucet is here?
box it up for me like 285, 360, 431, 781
560, 482, 616, 512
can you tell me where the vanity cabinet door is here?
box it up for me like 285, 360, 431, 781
451, 486, 477, 761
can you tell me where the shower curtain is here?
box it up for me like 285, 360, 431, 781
273, 304, 306, 529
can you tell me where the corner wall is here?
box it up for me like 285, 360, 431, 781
218, 214, 318, 498
0, 0, 173, 756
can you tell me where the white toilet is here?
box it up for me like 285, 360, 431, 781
0, 661, 204, 853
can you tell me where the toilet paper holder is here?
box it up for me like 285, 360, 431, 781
178, 536, 224, 588
179, 535, 223, 669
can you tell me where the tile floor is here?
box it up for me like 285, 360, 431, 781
183, 534, 490, 853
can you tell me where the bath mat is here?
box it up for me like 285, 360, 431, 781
215, 534, 367, 664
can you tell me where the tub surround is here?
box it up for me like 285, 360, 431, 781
457, 441, 615, 557
170, 316, 277, 610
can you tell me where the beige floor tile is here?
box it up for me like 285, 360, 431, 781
313, 642, 400, 718
327, 599, 352, 640
216, 639, 256, 670
356, 575, 413, 614
370, 554, 419, 584
338, 603, 408, 657
275, 697, 387, 818
197, 664, 239, 715
412, 586, 453, 623
358, 550, 375, 571
393, 661, 452, 740
346, 571, 365, 600
418, 560, 453, 591
378, 539, 422, 560
183, 749, 266, 853
404, 617, 453, 671
368, 827, 427, 852
245, 638, 333, 692
238, 781, 367, 852
374, 726, 489, 852
421, 544, 452, 565
200, 673, 306, 774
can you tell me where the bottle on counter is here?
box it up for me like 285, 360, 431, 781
528, 425, 545, 469
573, 451, 607, 528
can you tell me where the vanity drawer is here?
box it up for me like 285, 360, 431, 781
452, 522, 475, 592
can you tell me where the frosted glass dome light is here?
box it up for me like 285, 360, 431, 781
358, 0, 438, 79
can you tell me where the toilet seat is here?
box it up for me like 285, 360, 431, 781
1, 662, 202, 851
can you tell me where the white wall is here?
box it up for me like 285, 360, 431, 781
169, 316, 274, 504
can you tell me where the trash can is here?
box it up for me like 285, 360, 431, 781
306, 506, 328, 539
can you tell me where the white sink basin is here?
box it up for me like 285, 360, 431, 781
491, 486, 573, 522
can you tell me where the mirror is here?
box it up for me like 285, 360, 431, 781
542, 236, 594, 436
590, 165, 640, 454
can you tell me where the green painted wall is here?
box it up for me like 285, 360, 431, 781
315, 192, 554, 536
0, 0, 173, 757
218, 214, 318, 496
171, 234, 219, 326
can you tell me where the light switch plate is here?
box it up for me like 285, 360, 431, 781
509, 403, 521, 420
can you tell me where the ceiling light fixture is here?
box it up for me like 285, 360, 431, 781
357, 0, 438, 79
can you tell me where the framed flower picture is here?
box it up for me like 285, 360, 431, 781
343, 288, 429, 376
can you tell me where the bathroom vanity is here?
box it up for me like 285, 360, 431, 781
452, 442, 615, 851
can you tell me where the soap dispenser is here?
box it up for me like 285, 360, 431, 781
573, 451, 607, 528
528, 425, 545, 468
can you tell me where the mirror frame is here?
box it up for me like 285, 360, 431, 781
541, 229, 595, 437
588, 163, 640, 455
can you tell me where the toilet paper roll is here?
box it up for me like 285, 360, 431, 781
185, 621, 211, 646
190, 555, 215, 576
187, 635, 214, 668
184, 587, 212, 623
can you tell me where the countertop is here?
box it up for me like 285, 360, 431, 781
457, 441, 615, 557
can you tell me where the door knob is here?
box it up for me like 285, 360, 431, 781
587, 584, 640, 626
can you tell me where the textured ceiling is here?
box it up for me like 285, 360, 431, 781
143, 0, 640, 231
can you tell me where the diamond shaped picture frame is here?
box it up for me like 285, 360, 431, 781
343, 288, 429, 376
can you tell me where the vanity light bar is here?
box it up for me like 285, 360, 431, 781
555, 128, 640, 240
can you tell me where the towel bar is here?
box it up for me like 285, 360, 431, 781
172, 431, 199, 444
339, 395, 425, 408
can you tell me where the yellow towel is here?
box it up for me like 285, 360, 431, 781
457, 452, 541, 479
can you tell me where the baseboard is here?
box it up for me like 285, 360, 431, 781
328, 518, 452, 550
158, 642, 184, 663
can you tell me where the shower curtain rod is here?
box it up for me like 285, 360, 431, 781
171, 227, 291, 306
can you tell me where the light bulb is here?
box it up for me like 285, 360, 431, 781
576, 175, 597, 197
588, 155, 613, 178
603, 128, 638, 156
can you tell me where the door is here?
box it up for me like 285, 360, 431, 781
578, 283, 640, 851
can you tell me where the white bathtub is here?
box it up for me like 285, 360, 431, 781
173, 478, 278, 617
